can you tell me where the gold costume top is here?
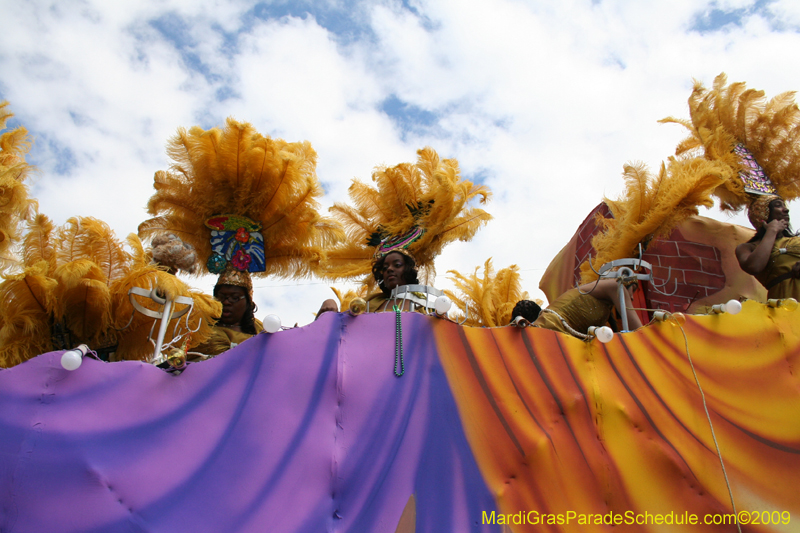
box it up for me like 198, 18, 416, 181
533, 288, 613, 336
754, 235, 800, 300
193, 319, 264, 357
365, 292, 425, 313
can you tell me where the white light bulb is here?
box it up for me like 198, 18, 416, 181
263, 314, 282, 333
61, 350, 83, 371
434, 295, 451, 315
595, 326, 614, 343
724, 299, 742, 315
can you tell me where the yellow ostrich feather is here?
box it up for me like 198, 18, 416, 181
0, 261, 57, 367
126, 233, 149, 269
661, 73, 800, 211
22, 213, 56, 270
52, 259, 113, 345
53, 217, 132, 284
139, 118, 343, 279
323, 147, 492, 289
330, 284, 371, 312
445, 259, 531, 327
83, 218, 132, 285
580, 157, 730, 283
189, 290, 221, 342
0, 102, 36, 274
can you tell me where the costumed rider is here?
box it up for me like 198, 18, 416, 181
317, 147, 492, 317
533, 278, 642, 335
367, 237, 423, 312
737, 195, 800, 299
193, 265, 262, 356
662, 73, 800, 301
139, 118, 341, 357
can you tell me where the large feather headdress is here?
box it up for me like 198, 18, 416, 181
322, 147, 492, 289
0, 101, 36, 273
445, 259, 532, 327
661, 73, 800, 212
580, 157, 730, 283
138, 118, 342, 280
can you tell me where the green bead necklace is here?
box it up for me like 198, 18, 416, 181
393, 304, 404, 377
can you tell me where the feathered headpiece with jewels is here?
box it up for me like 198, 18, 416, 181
445, 259, 534, 327
580, 157, 730, 283
321, 147, 492, 289
661, 73, 800, 225
138, 118, 343, 284
0, 101, 36, 274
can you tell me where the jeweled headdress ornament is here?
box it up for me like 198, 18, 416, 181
138, 118, 343, 286
321, 147, 492, 290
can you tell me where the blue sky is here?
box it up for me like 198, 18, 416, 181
3, 0, 800, 326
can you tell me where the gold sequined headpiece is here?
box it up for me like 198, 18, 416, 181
215, 265, 253, 300
747, 194, 781, 229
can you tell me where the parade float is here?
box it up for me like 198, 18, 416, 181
0, 76, 798, 532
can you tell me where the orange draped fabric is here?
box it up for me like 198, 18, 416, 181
433, 301, 800, 531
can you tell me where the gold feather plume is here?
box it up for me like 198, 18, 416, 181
0, 213, 60, 366
445, 259, 532, 327
660, 73, 800, 211
47, 217, 132, 346
53, 259, 112, 345
330, 285, 371, 312
0, 101, 36, 273
23, 213, 56, 269
139, 118, 343, 279
0, 261, 57, 367
323, 147, 492, 289
7, 214, 124, 347
580, 157, 730, 282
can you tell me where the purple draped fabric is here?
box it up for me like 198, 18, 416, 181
0, 312, 499, 532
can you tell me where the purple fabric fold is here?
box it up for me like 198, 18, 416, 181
0, 313, 498, 533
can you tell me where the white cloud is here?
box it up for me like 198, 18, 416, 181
770, 0, 800, 26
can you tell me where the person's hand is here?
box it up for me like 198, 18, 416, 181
765, 218, 789, 234
791, 261, 800, 279
315, 299, 338, 320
